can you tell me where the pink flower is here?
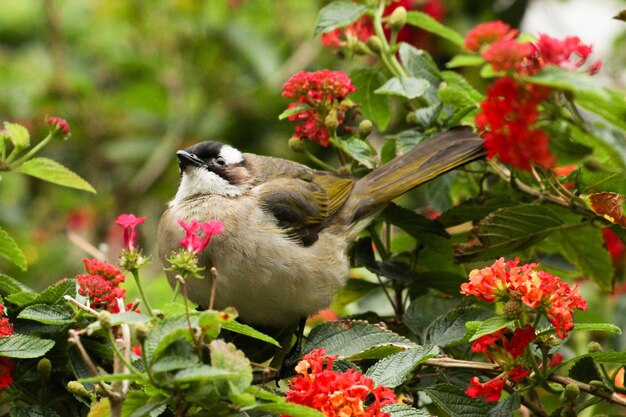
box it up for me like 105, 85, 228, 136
178, 219, 224, 254
46, 117, 71, 136
115, 213, 147, 250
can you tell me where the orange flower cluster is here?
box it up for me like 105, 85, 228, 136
283, 348, 396, 417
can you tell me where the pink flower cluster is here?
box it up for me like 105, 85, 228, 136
76, 258, 126, 313
283, 348, 396, 417
282, 70, 355, 147
177, 219, 224, 254
465, 21, 600, 171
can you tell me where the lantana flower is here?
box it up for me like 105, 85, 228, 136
281, 70, 356, 147
0, 304, 13, 337
283, 348, 396, 417
76, 259, 126, 313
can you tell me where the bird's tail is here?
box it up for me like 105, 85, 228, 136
335, 127, 485, 240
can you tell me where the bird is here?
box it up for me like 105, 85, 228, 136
157, 127, 484, 354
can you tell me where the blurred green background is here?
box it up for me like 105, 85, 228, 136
0, 0, 624, 312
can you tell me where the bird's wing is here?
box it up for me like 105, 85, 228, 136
251, 168, 353, 246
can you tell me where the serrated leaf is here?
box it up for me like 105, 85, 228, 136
8, 405, 60, 417
3, 122, 30, 148
330, 137, 376, 169
314, 1, 367, 36
18, 304, 74, 324
381, 203, 449, 239
424, 383, 493, 417
5, 292, 37, 307
446, 54, 485, 68
366, 345, 440, 388
455, 204, 580, 262
384, 404, 430, 417
144, 315, 197, 363
172, 365, 240, 383
404, 296, 459, 340
15, 157, 96, 193
553, 224, 613, 291
278, 104, 309, 120
466, 316, 515, 342
122, 392, 167, 417
427, 307, 494, 347
253, 402, 324, 417
438, 197, 517, 227
380, 138, 397, 164
304, 321, 415, 360
562, 350, 626, 366
0, 274, 35, 296
488, 393, 521, 417
440, 71, 483, 104
399, 45, 441, 103
221, 320, 281, 347
568, 356, 601, 383
406, 11, 464, 47
375, 76, 429, 100
152, 356, 200, 373
0, 226, 27, 271
573, 323, 622, 333
0, 334, 54, 358
32, 278, 76, 306
350, 69, 392, 131
209, 339, 253, 391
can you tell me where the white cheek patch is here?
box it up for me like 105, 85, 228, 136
170, 167, 243, 207
219, 145, 243, 165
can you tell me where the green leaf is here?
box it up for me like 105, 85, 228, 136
455, 204, 581, 262
424, 383, 493, 417
0, 274, 35, 296
573, 323, 622, 333
122, 392, 167, 417
438, 197, 517, 227
305, 321, 415, 360
568, 356, 601, 383
152, 356, 200, 373
253, 403, 325, 417
552, 223, 613, 291
406, 11, 464, 47
5, 292, 37, 307
350, 68, 392, 131
78, 373, 145, 384
404, 295, 459, 340
446, 54, 485, 68
562, 350, 626, 366
209, 339, 253, 391
144, 315, 197, 363
221, 320, 281, 347
278, 103, 309, 120
314, 1, 367, 36
375, 76, 429, 100
172, 365, 239, 383
0, 226, 27, 271
0, 334, 55, 358
8, 405, 60, 417
466, 316, 515, 342
18, 304, 74, 324
488, 393, 521, 417
366, 345, 440, 388
380, 138, 397, 164
32, 278, 76, 305
330, 137, 376, 169
440, 71, 483, 104
332, 277, 379, 308
427, 307, 494, 346
3, 122, 30, 149
398, 44, 441, 103
15, 157, 96, 193
384, 404, 431, 417
381, 203, 449, 239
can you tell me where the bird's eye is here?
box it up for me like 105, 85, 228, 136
215, 156, 226, 166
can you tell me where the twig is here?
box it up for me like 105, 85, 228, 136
67, 329, 117, 399
549, 374, 626, 407
209, 267, 218, 311
66, 231, 107, 260
64, 295, 100, 317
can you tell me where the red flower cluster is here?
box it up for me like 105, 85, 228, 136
46, 116, 71, 137
0, 357, 13, 391
115, 213, 146, 251
282, 70, 355, 147
461, 258, 587, 339
283, 348, 396, 417
0, 304, 13, 337
76, 258, 126, 313
475, 77, 554, 170
466, 21, 599, 171
322, 16, 374, 48
177, 219, 224, 254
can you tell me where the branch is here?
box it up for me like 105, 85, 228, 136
549, 374, 626, 408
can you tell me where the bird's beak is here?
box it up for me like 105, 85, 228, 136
176, 150, 205, 169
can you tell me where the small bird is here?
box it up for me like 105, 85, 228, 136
158, 128, 484, 335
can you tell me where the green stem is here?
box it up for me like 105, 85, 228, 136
371, 3, 406, 78
103, 330, 142, 376
131, 269, 154, 317
368, 224, 389, 260
171, 279, 181, 302
10, 133, 53, 166
304, 149, 337, 172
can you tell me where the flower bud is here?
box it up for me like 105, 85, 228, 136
288, 137, 306, 153
358, 120, 373, 139
46, 117, 71, 139
68, 381, 91, 399
502, 300, 523, 320
406, 112, 418, 125
135, 322, 149, 343
583, 155, 604, 171
37, 358, 52, 377
387, 6, 407, 31
367, 36, 383, 53
98, 311, 113, 329
563, 383, 580, 401
325, 109, 339, 132
587, 341, 603, 353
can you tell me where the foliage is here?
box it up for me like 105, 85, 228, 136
0, 1, 625, 417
